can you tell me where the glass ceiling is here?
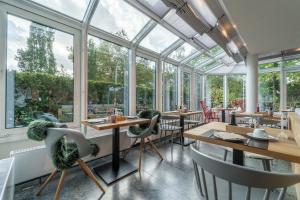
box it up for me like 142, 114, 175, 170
91, 0, 150, 41
168, 43, 197, 61
27, 0, 236, 73
30, 0, 91, 20
139, 24, 179, 53
187, 53, 210, 67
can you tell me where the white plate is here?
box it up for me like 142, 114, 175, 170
213, 131, 246, 141
88, 118, 106, 124
127, 116, 138, 119
247, 133, 278, 141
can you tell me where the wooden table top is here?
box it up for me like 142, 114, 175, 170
81, 118, 150, 131
234, 112, 266, 117
184, 122, 300, 164
212, 107, 236, 111
162, 110, 202, 117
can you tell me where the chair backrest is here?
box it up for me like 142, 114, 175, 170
190, 145, 300, 200
160, 115, 180, 129
45, 128, 92, 159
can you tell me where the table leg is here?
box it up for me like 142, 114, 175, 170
221, 110, 226, 122
233, 149, 244, 166
173, 115, 195, 146
112, 128, 120, 170
93, 127, 138, 185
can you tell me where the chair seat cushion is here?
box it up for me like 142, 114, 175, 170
160, 125, 181, 131
127, 126, 146, 138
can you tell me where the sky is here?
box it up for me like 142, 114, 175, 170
7, 15, 74, 75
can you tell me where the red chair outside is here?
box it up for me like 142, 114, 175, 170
200, 100, 219, 123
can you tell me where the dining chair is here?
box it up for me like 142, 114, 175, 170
36, 128, 105, 200
184, 112, 204, 130
160, 115, 182, 155
126, 114, 163, 173
191, 145, 300, 200
200, 100, 219, 123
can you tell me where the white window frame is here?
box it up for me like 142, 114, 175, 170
0, 3, 81, 137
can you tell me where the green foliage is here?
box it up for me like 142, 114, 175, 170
15, 23, 57, 74
207, 76, 223, 107
259, 72, 280, 110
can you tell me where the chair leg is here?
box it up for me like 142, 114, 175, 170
223, 150, 228, 161
123, 138, 138, 159
147, 137, 163, 160
54, 170, 66, 200
77, 159, 105, 193
138, 138, 145, 173
36, 169, 57, 196
171, 131, 174, 157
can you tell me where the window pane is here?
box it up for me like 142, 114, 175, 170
183, 73, 191, 109
139, 25, 179, 52
287, 72, 300, 108
195, 74, 202, 110
168, 43, 197, 61
163, 63, 178, 111
87, 35, 129, 118
187, 53, 210, 67
91, 0, 150, 41
136, 57, 156, 113
6, 15, 74, 128
205, 76, 223, 107
210, 45, 224, 56
31, 0, 90, 20
228, 75, 245, 111
283, 58, 300, 68
259, 72, 280, 111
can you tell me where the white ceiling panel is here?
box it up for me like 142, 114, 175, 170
195, 34, 216, 48
164, 10, 197, 38
137, 0, 169, 18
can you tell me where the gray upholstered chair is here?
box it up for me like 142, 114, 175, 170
191, 145, 300, 200
125, 115, 163, 173
37, 128, 105, 200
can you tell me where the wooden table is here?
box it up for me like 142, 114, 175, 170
184, 122, 300, 165
212, 108, 235, 122
81, 118, 150, 184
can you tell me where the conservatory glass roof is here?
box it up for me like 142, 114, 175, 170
25, 0, 242, 73
90, 0, 150, 41
30, 0, 91, 20
168, 43, 197, 61
139, 24, 179, 53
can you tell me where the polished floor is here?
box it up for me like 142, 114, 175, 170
15, 139, 297, 200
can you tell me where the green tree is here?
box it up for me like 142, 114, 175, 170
15, 23, 57, 74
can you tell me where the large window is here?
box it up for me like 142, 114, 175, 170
6, 15, 74, 128
87, 35, 129, 119
259, 72, 280, 111
195, 74, 202, 110
205, 76, 223, 108
228, 75, 245, 110
287, 72, 300, 108
183, 72, 191, 109
136, 57, 156, 113
163, 63, 178, 111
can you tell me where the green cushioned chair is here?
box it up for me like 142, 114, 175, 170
125, 110, 163, 173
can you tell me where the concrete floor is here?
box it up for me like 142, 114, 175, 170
14, 139, 297, 200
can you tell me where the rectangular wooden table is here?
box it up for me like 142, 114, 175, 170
184, 122, 300, 165
81, 118, 150, 184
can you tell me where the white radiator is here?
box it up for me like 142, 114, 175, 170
10, 146, 54, 184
